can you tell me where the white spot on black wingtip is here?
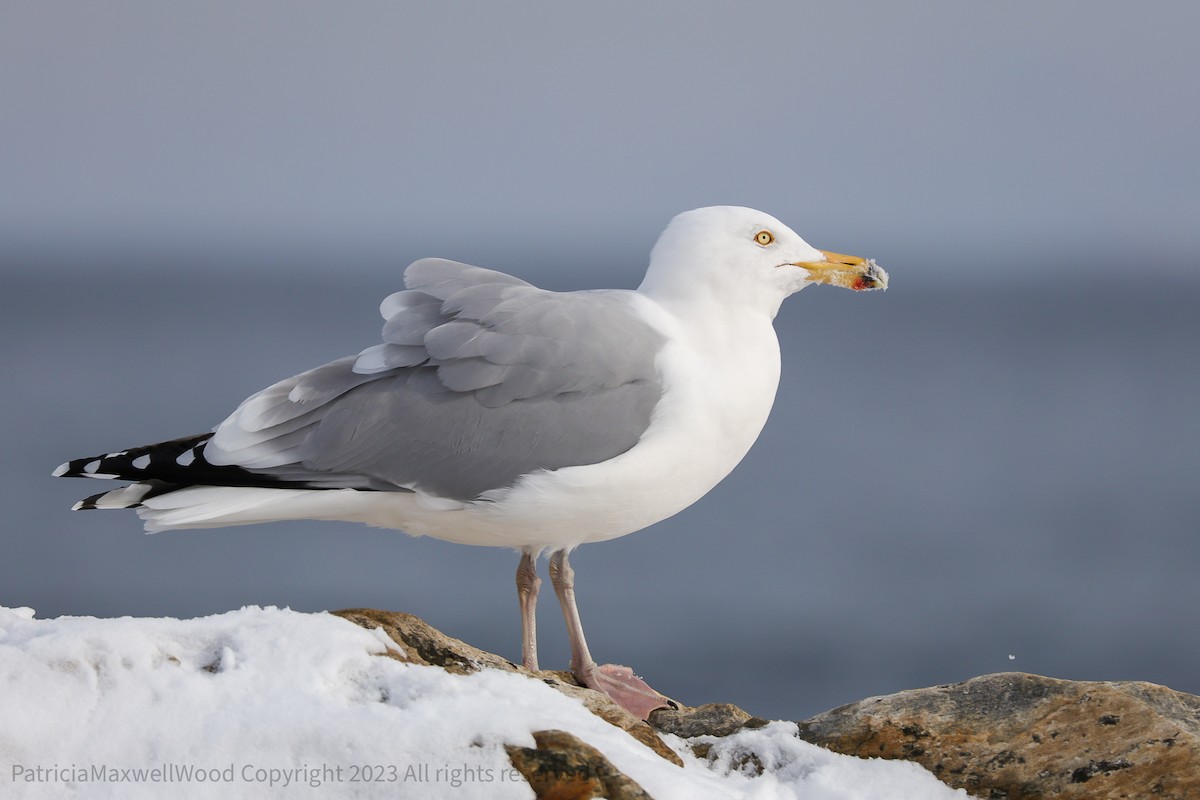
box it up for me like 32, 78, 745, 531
52, 462, 70, 477
176, 448, 197, 467
84, 459, 101, 473
132, 454, 151, 469
71, 500, 85, 511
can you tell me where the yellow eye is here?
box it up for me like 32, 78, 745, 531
755, 230, 775, 246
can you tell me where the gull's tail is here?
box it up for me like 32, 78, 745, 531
53, 433, 301, 510
53, 434, 365, 531
54, 434, 409, 532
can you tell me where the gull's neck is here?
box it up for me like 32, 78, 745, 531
636, 258, 794, 323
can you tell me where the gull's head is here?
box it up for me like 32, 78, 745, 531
639, 206, 887, 316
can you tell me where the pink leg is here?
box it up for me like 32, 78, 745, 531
548, 549, 670, 719
516, 551, 541, 671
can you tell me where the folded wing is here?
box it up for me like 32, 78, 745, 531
206, 259, 665, 501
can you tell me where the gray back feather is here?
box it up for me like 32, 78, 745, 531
207, 258, 665, 501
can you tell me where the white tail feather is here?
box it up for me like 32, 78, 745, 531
135, 486, 384, 532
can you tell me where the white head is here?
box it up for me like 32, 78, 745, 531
638, 206, 886, 318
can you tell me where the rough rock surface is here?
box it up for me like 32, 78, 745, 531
506, 729, 654, 800
649, 702, 769, 739
796, 672, 1200, 799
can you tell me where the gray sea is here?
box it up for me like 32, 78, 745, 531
3, 257, 1197, 720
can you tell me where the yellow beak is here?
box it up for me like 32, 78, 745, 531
791, 250, 889, 291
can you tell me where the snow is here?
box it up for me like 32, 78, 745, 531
0, 606, 969, 799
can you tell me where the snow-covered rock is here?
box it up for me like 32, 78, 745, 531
0, 605, 967, 799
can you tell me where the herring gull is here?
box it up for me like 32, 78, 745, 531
55, 205, 888, 718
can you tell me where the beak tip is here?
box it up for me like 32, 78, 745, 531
852, 260, 889, 291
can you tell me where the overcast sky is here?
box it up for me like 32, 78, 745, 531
3, 1, 1198, 282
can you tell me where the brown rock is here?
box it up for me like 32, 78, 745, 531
332, 608, 682, 766
333, 608, 520, 673
506, 729, 655, 800
649, 702, 768, 739
796, 672, 1200, 799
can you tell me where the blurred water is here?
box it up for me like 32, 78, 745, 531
2, 262, 1197, 719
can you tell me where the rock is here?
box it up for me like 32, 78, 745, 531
333, 608, 682, 766
795, 672, 1200, 799
506, 729, 654, 800
649, 702, 769, 739
335, 611, 1200, 798
333, 607, 521, 674
645, 702, 772, 769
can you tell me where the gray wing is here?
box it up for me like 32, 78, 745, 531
206, 258, 665, 501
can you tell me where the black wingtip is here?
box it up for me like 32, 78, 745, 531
55, 435, 214, 482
